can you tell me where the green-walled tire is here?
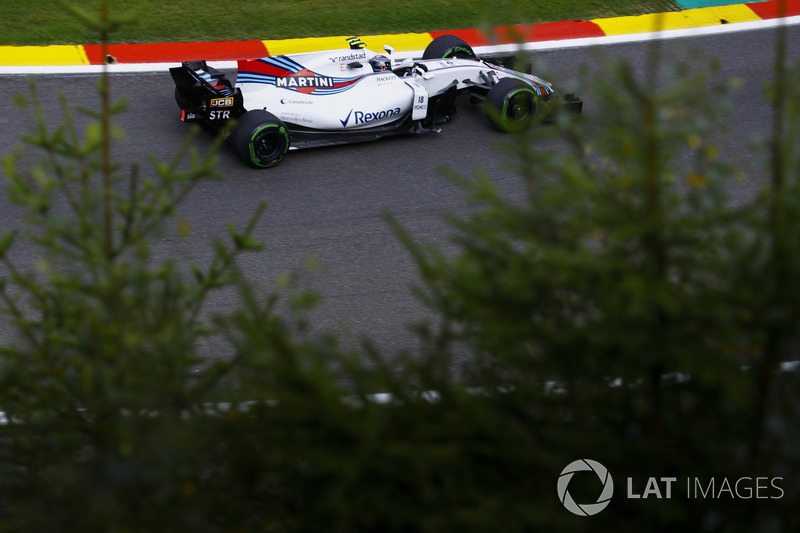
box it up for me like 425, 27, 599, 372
231, 110, 290, 168
422, 34, 477, 60
484, 77, 538, 134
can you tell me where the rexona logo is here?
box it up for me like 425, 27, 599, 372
557, 459, 614, 517
339, 107, 402, 127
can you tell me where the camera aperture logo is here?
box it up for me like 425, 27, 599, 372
557, 459, 614, 516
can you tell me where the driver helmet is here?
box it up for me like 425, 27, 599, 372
369, 55, 391, 72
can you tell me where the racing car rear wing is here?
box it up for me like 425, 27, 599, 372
170, 61, 246, 129
169, 60, 235, 97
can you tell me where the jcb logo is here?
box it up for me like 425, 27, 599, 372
210, 97, 234, 107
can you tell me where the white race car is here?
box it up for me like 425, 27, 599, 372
170, 35, 582, 168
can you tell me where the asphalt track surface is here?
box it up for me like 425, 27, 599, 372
1, 25, 798, 354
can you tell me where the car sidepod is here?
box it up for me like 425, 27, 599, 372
237, 54, 414, 131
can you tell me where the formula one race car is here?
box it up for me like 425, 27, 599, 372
169, 35, 582, 168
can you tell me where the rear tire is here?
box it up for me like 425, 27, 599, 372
230, 110, 290, 168
422, 35, 476, 60
484, 78, 538, 133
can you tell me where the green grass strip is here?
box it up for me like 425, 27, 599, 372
0, 1, 680, 46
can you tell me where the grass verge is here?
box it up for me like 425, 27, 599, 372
1, 1, 681, 46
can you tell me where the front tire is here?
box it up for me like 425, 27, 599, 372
484, 78, 538, 133
422, 35, 477, 60
231, 110, 290, 168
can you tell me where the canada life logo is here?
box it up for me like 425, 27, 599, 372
557, 459, 614, 516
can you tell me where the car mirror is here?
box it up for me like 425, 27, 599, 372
384, 45, 396, 69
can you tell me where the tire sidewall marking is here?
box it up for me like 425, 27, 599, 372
502, 87, 537, 126
249, 124, 289, 167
